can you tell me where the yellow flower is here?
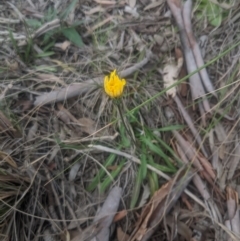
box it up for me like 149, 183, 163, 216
104, 69, 126, 98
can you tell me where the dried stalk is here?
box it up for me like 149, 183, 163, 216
174, 95, 208, 157
176, 143, 210, 200
183, 0, 216, 97
33, 54, 151, 106
167, 0, 211, 113
226, 187, 240, 240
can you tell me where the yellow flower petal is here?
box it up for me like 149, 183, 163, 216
104, 70, 126, 98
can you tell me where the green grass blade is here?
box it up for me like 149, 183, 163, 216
35, 51, 55, 58
25, 19, 42, 29
119, 123, 131, 148
43, 41, 56, 52
156, 125, 185, 132
86, 153, 117, 192
147, 171, 159, 196
25, 37, 33, 63
130, 165, 144, 209
100, 159, 125, 193
148, 157, 176, 173
141, 136, 176, 170
140, 152, 147, 180
62, 27, 84, 48
59, 0, 78, 20
8, 30, 19, 56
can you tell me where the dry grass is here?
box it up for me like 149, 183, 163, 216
1, 0, 240, 240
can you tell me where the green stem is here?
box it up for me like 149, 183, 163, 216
116, 103, 136, 146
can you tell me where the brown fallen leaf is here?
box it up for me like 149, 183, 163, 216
36, 73, 66, 86
84, 6, 105, 15
113, 210, 127, 223
78, 117, 97, 135
175, 47, 188, 97
144, 0, 164, 11
117, 226, 130, 241
56, 103, 97, 136
226, 186, 240, 238
197, 153, 216, 180
0, 151, 17, 168
127, 0, 136, 8
129, 166, 194, 241
55, 40, 71, 51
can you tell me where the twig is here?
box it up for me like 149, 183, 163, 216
173, 95, 208, 157
183, 0, 217, 97
33, 55, 151, 106
167, 0, 211, 113
176, 143, 210, 200
62, 132, 119, 143
0, 17, 20, 24
7, 2, 25, 21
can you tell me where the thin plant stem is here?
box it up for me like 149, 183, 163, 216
116, 101, 136, 146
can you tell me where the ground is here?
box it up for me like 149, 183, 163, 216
0, 0, 240, 241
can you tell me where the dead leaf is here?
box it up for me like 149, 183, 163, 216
144, 0, 164, 11
166, 216, 192, 241
227, 144, 240, 180
56, 104, 96, 135
78, 117, 97, 135
56, 109, 71, 125
197, 153, 216, 180
69, 162, 81, 181
129, 167, 194, 241
226, 186, 240, 236
153, 34, 164, 45
94, 0, 116, 4
27, 121, 38, 141
72, 221, 102, 241
218, 144, 225, 160
92, 187, 122, 241
36, 73, 66, 86
55, 41, 71, 51
124, 6, 139, 18
113, 210, 127, 222
0, 151, 17, 168
138, 184, 150, 208
6, 59, 19, 71
16, 100, 33, 112
117, 226, 130, 241
127, 0, 136, 8
175, 47, 188, 97
162, 55, 183, 97
61, 230, 71, 241
84, 6, 105, 15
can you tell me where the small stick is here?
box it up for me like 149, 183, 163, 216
183, 0, 217, 97
33, 55, 151, 106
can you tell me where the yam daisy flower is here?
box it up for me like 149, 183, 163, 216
104, 70, 126, 98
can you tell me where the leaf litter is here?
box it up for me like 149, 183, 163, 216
0, 0, 240, 240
